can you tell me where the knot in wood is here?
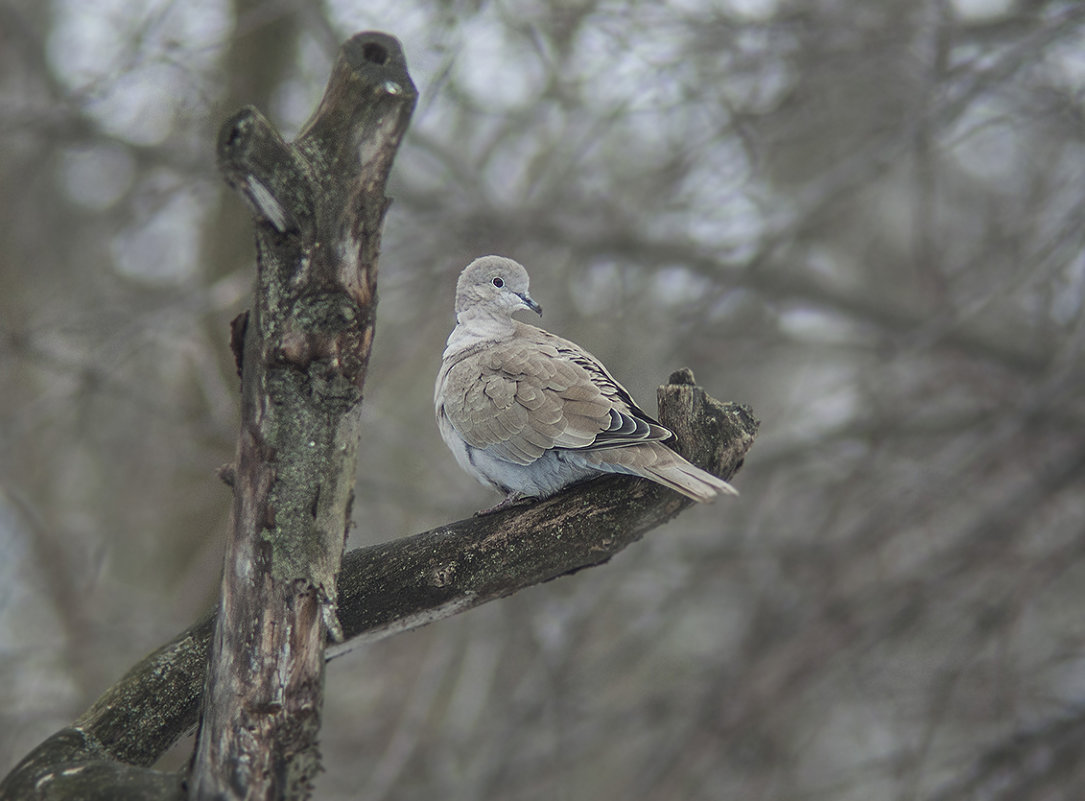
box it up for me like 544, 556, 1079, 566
430, 562, 458, 588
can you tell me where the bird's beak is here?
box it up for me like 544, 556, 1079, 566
518, 293, 542, 316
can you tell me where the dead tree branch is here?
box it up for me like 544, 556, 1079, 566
186, 31, 417, 801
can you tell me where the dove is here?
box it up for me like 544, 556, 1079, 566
434, 255, 738, 511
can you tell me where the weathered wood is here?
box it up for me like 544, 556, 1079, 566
188, 31, 416, 801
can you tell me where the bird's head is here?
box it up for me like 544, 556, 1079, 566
455, 255, 543, 320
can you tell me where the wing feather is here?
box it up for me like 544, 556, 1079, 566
439, 323, 676, 466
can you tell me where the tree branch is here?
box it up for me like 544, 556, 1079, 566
334, 370, 756, 652
0, 373, 757, 800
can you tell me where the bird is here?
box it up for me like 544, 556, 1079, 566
434, 255, 738, 512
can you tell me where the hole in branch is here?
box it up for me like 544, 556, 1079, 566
362, 43, 389, 65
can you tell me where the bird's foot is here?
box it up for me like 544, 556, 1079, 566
475, 492, 535, 516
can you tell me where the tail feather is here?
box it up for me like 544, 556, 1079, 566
643, 460, 738, 503
584, 442, 738, 502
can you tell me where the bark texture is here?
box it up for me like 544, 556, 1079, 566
187, 32, 416, 801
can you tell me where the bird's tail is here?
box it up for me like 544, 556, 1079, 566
584, 442, 738, 502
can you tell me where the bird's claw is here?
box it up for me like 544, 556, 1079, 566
475, 493, 535, 516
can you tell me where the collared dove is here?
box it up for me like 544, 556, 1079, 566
435, 255, 738, 511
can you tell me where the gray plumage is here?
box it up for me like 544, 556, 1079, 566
435, 255, 738, 509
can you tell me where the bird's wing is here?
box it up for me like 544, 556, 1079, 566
439, 325, 672, 466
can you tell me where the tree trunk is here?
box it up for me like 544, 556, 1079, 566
187, 32, 416, 801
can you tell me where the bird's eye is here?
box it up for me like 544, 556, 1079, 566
491, 277, 504, 288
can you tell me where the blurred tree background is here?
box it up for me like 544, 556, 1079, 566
2, 0, 1085, 799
